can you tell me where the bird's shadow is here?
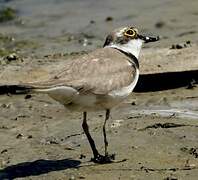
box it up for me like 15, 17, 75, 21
0, 158, 81, 179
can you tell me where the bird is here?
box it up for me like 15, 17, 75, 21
0, 26, 159, 164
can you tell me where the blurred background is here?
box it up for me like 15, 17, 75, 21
0, 0, 198, 56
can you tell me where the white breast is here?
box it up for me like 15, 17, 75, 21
108, 68, 139, 99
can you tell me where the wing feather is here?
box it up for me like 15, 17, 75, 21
25, 48, 136, 95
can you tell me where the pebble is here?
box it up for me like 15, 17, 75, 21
27, 135, 33, 139
5, 53, 19, 62
131, 101, 136, 106
79, 176, 86, 179
24, 94, 32, 99
79, 154, 86, 159
155, 21, 165, 28
105, 16, 113, 22
90, 20, 95, 24
1, 149, 8, 154
16, 133, 23, 139
170, 41, 191, 49
1, 53, 23, 64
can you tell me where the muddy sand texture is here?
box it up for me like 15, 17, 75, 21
0, 0, 198, 179
0, 44, 197, 180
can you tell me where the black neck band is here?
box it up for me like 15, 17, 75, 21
114, 48, 139, 69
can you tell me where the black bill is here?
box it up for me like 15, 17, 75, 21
138, 34, 160, 43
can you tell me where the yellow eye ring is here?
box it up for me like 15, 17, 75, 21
124, 29, 136, 37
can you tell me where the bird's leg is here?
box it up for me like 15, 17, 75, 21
82, 112, 100, 159
103, 109, 110, 156
82, 111, 114, 164
102, 109, 115, 161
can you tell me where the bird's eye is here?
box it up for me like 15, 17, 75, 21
124, 29, 136, 37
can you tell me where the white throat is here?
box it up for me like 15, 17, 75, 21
106, 39, 143, 59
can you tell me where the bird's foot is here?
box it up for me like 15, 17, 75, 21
91, 153, 115, 164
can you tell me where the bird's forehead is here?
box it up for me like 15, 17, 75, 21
114, 27, 128, 37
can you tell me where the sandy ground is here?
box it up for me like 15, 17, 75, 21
0, 45, 198, 180
0, 86, 198, 180
0, 0, 198, 179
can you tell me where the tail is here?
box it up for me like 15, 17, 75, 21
0, 84, 35, 95
0, 83, 79, 105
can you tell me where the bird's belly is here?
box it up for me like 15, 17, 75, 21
45, 84, 136, 112
63, 94, 126, 112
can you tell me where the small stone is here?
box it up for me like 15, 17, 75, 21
1, 149, 8, 154
171, 44, 176, 49
27, 135, 33, 139
131, 101, 136, 105
79, 176, 86, 179
16, 133, 23, 139
79, 154, 86, 159
186, 40, 191, 44
175, 44, 183, 49
105, 16, 113, 22
6, 53, 18, 61
170, 44, 184, 49
90, 20, 95, 24
24, 94, 32, 99
155, 21, 165, 28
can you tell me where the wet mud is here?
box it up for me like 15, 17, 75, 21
0, 0, 198, 179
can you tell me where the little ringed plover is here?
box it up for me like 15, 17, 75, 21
0, 26, 159, 164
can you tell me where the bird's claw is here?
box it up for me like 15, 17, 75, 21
91, 153, 115, 164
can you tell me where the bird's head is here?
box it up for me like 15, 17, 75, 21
103, 26, 159, 59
